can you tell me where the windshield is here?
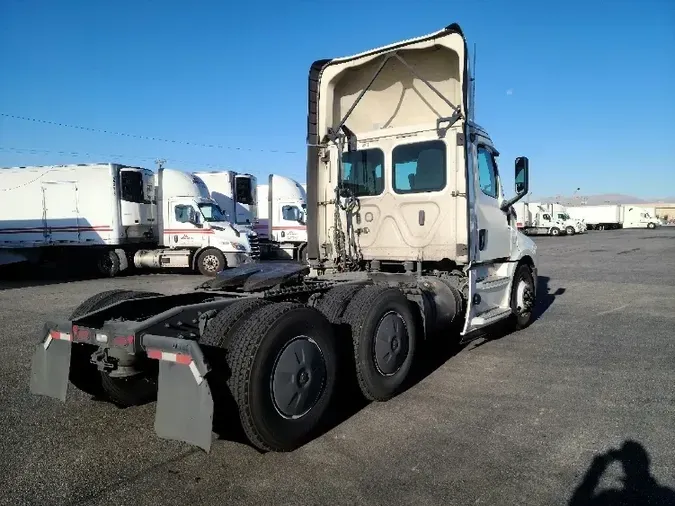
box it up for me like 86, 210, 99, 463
198, 203, 228, 222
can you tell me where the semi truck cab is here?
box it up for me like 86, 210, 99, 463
132, 169, 252, 275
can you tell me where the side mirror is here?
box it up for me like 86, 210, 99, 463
515, 156, 529, 196
500, 156, 530, 211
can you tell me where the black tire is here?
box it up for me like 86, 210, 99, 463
550, 227, 561, 236
68, 290, 162, 406
69, 289, 134, 319
225, 302, 338, 452
313, 283, 367, 324
197, 248, 226, 276
68, 290, 137, 397
200, 298, 272, 348
341, 285, 418, 402
648, 222, 656, 229
565, 226, 576, 235
507, 264, 536, 331
96, 250, 121, 278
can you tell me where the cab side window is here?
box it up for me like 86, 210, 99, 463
175, 205, 195, 224
476, 147, 498, 199
542, 214, 551, 221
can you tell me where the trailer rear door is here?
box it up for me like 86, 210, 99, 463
42, 182, 80, 243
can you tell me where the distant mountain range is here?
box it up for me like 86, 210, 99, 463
527, 193, 675, 206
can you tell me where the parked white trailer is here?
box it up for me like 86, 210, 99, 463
255, 175, 308, 261
567, 205, 622, 230
620, 205, 660, 229
0, 164, 252, 276
513, 202, 568, 236
0, 163, 155, 275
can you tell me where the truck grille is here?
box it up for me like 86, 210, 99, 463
248, 234, 261, 260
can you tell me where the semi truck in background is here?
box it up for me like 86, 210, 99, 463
533, 203, 586, 234
513, 202, 569, 236
29, 23, 541, 455
0, 163, 253, 276
567, 204, 660, 230
255, 174, 308, 262
190, 170, 261, 258
619, 205, 660, 229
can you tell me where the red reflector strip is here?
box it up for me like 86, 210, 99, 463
49, 330, 72, 341
146, 349, 192, 365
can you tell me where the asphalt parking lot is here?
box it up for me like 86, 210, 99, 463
1, 228, 674, 506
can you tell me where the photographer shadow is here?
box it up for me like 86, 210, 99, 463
569, 440, 675, 506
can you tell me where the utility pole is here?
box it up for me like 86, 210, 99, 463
155, 158, 166, 171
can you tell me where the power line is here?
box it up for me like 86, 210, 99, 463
0, 146, 230, 169
0, 112, 299, 154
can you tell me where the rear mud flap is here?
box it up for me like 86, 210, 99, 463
30, 338, 71, 402
154, 360, 214, 452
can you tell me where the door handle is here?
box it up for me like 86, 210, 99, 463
479, 229, 487, 251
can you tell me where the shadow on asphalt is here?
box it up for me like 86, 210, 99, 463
568, 440, 675, 506
534, 275, 565, 321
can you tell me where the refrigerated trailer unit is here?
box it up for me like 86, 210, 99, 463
29, 23, 540, 455
567, 205, 622, 230
255, 174, 308, 262
0, 164, 253, 276
0, 163, 155, 275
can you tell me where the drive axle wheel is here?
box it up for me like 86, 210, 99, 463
226, 302, 338, 452
342, 286, 418, 402
550, 227, 561, 236
565, 226, 576, 235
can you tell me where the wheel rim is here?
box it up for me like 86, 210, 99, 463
270, 336, 327, 419
202, 254, 220, 272
516, 279, 534, 315
98, 253, 112, 272
567, 227, 575, 235
373, 311, 409, 376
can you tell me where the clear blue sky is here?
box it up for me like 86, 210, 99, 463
1, 0, 673, 198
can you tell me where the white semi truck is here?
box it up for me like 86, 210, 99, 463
619, 205, 660, 229
0, 163, 252, 276
188, 170, 261, 258
534, 203, 586, 234
255, 174, 308, 262
513, 202, 569, 236
30, 23, 539, 455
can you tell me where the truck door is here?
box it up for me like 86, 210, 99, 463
462, 144, 527, 336
42, 182, 79, 243
165, 199, 204, 248
472, 144, 512, 261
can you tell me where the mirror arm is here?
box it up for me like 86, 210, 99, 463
500, 192, 526, 211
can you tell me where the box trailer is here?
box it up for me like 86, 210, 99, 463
567, 205, 622, 230
29, 22, 540, 455
255, 174, 308, 262
0, 164, 253, 276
